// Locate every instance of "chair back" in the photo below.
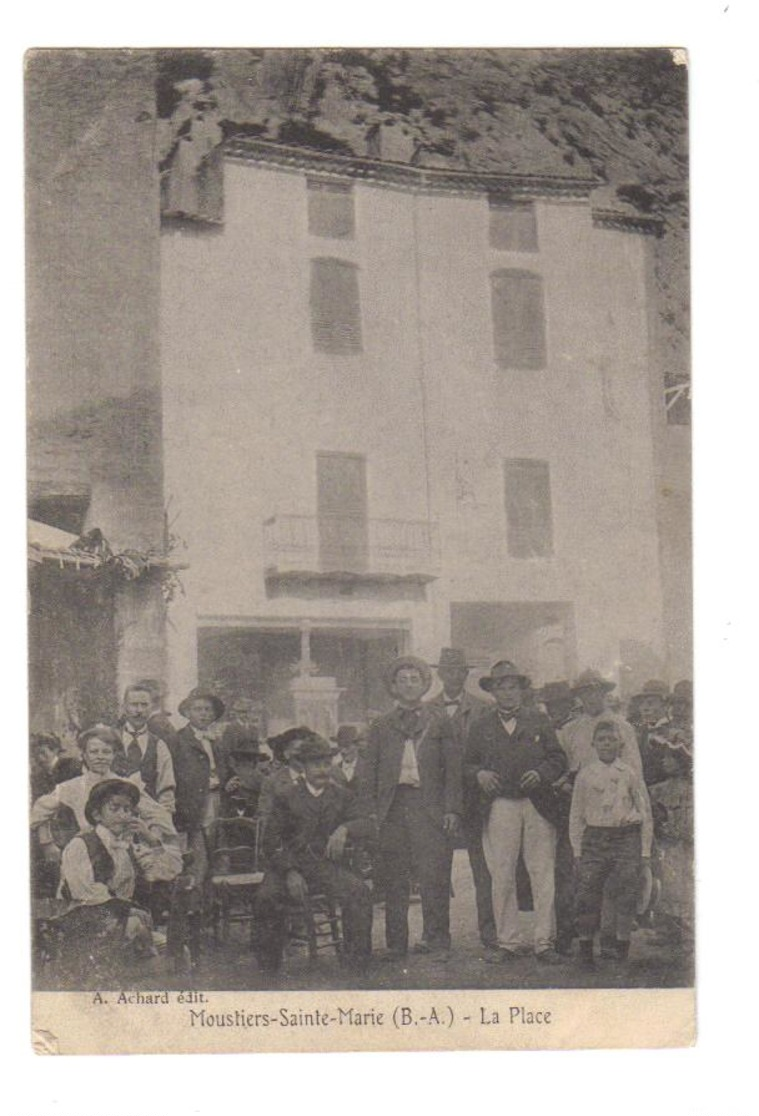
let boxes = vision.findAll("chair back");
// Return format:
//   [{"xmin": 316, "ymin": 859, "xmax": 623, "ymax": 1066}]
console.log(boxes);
[{"xmin": 204, "ymin": 817, "xmax": 262, "ymax": 876}]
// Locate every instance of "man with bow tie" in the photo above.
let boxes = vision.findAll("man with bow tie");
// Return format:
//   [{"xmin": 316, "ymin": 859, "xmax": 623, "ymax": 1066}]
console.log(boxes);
[
  {"xmin": 114, "ymin": 685, "xmax": 176, "ymax": 813},
  {"xmin": 426, "ymin": 648, "xmax": 495, "ymax": 950},
  {"xmin": 465, "ymin": 660, "xmax": 567, "ymax": 964},
  {"xmin": 359, "ymin": 655, "xmax": 462, "ymax": 963}
]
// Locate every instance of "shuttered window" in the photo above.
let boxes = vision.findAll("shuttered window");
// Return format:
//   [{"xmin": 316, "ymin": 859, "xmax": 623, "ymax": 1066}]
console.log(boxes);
[
  {"xmin": 491, "ymin": 269, "xmax": 547, "ymax": 370},
  {"xmin": 310, "ymin": 258, "xmax": 363, "ymax": 354},
  {"xmin": 307, "ymin": 178, "xmax": 355, "ymax": 239},
  {"xmin": 488, "ymin": 197, "xmax": 538, "ymax": 251},
  {"xmin": 503, "ymin": 459, "xmax": 553, "ymax": 558}
]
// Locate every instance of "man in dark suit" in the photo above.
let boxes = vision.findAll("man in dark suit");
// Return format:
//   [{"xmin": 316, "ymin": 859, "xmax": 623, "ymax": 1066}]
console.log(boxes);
[
  {"xmin": 254, "ymin": 735, "xmax": 374, "ymax": 974},
  {"xmin": 360, "ymin": 655, "xmax": 462, "ymax": 963},
  {"xmin": 426, "ymin": 648, "xmax": 495, "ymax": 949},
  {"xmin": 170, "ymin": 687, "xmax": 229, "ymax": 882},
  {"xmin": 466, "ymin": 660, "xmax": 567, "ymax": 964}
]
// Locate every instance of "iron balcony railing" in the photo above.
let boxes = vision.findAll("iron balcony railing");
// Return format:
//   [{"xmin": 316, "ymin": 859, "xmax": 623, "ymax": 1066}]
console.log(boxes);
[{"xmin": 263, "ymin": 514, "xmax": 441, "ymax": 580}]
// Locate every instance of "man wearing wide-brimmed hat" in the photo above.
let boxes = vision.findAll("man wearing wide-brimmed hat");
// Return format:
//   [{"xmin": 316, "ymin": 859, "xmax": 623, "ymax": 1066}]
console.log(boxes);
[
  {"xmin": 360, "ymin": 655, "xmax": 462, "ymax": 963},
  {"xmin": 560, "ymin": 670, "xmax": 642, "ymax": 777},
  {"xmin": 171, "ymin": 687, "xmax": 229, "ymax": 880},
  {"xmin": 465, "ymin": 660, "xmax": 567, "ymax": 964},
  {"xmin": 254, "ymin": 734, "xmax": 375, "ymax": 974},
  {"xmin": 426, "ymin": 649, "xmax": 495, "ymax": 949}
]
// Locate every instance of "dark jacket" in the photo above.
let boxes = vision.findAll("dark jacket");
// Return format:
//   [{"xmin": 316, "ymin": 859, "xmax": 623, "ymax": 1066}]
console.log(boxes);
[
  {"xmin": 465, "ymin": 708, "xmax": 567, "ymax": 824},
  {"xmin": 258, "ymin": 766, "xmax": 303, "ymax": 823},
  {"xmin": 425, "ymin": 689, "xmax": 492, "ymax": 751},
  {"xmin": 358, "ymin": 704, "xmax": 463, "ymax": 828},
  {"xmin": 426, "ymin": 690, "xmax": 491, "ymax": 823},
  {"xmin": 170, "ymin": 725, "xmax": 229, "ymax": 832},
  {"xmin": 264, "ymin": 780, "xmax": 374, "ymax": 875}
]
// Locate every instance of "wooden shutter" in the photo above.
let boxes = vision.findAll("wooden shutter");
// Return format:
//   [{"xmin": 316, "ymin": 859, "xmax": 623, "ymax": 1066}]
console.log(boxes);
[
  {"xmin": 488, "ymin": 197, "xmax": 538, "ymax": 251},
  {"xmin": 317, "ymin": 453, "xmax": 368, "ymax": 572},
  {"xmin": 491, "ymin": 269, "xmax": 547, "ymax": 370},
  {"xmin": 307, "ymin": 179, "xmax": 355, "ymax": 239},
  {"xmin": 310, "ymin": 258, "xmax": 363, "ymax": 354},
  {"xmin": 503, "ymin": 459, "xmax": 553, "ymax": 558}
]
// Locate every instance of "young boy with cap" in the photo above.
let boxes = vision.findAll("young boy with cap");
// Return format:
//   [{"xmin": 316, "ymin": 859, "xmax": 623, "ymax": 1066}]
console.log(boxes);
[
  {"xmin": 570, "ymin": 720, "xmax": 653, "ymax": 968},
  {"xmin": 171, "ymin": 687, "xmax": 229, "ymax": 880},
  {"xmin": 254, "ymin": 734, "xmax": 374, "ymax": 974}
]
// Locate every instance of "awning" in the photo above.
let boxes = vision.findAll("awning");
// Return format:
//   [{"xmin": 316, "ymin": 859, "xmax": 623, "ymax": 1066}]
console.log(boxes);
[{"xmin": 27, "ymin": 520, "xmax": 187, "ymax": 577}]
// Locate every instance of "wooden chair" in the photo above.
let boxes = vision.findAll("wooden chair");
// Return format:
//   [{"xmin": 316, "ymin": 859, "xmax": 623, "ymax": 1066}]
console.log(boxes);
[
  {"xmin": 286, "ymin": 888, "xmax": 343, "ymax": 961},
  {"xmin": 204, "ymin": 817, "xmax": 264, "ymax": 945}
]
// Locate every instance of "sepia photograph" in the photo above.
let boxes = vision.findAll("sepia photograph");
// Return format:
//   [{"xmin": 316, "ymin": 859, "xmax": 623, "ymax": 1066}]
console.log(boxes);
[{"xmin": 25, "ymin": 44, "xmax": 694, "ymax": 1052}]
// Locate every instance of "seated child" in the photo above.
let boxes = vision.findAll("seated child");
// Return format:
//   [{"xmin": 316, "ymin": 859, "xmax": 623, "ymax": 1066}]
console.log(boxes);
[
  {"xmin": 253, "ymin": 735, "xmax": 375, "ymax": 974},
  {"xmin": 569, "ymin": 720, "xmax": 653, "ymax": 968},
  {"xmin": 57, "ymin": 779, "xmax": 182, "ymax": 981}
]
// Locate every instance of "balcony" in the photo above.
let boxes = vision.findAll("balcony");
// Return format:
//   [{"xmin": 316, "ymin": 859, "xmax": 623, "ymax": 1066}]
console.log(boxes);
[{"xmin": 263, "ymin": 515, "xmax": 441, "ymax": 591}]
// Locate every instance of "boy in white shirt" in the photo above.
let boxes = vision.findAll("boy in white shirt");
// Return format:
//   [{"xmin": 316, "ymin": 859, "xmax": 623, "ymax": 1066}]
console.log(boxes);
[{"xmin": 569, "ymin": 720, "xmax": 652, "ymax": 969}]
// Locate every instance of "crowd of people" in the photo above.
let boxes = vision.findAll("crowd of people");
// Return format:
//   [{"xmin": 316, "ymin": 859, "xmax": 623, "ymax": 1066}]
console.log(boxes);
[{"xmin": 29, "ymin": 651, "xmax": 694, "ymax": 982}]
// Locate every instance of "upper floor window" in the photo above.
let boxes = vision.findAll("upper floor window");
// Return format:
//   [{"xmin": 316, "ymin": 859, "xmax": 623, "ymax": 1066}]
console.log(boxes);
[
  {"xmin": 488, "ymin": 197, "xmax": 538, "ymax": 252},
  {"xmin": 490, "ymin": 268, "xmax": 547, "ymax": 370},
  {"xmin": 503, "ymin": 458, "xmax": 554, "ymax": 559},
  {"xmin": 307, "ymin": 178, "xmax": 355, "ymax": 239},
  {"xmin": 310, "ymin": 258, "xmax": 363, "ymax": 354}
]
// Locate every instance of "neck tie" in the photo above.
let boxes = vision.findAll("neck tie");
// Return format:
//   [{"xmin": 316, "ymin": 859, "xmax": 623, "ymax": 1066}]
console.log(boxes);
[{"xmin": 125, "ymin": 731, "xmax": 143, "ymax": 769}]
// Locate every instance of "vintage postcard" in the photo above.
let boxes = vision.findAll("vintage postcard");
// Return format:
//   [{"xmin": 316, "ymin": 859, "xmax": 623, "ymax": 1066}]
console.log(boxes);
[{"xmin": 26, "ymin": 47, "xmax": 693, "ymax": 1054}]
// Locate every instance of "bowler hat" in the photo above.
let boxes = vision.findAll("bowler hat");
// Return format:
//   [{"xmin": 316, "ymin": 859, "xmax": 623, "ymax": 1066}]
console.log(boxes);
[
  {"xmin": 383, "ymin": 655, "xmax": 433, "ymax": 696},
  {"xmin": 479, "ymin": 660, "xmax": 530, "ymax": 693},
  {"xmin": 432, "ymin": 648, "xmax": 472, "ymax": 670},
  {"xmin": 178, "ymin": 687, "xmax": 225, "ymax": 721},
  {"xmin": 78, "ymin": 723, "xmax": 123, "ymax": 752},
  {"xmin": 334, "ymin": 724, "xmax": 365, "ymax": 749},
  {"xmin": 298, "ymin": 735, "xmax": 333, "ymax": 763},
  {"xmin": 84, "ymin": 778, "xmax": 140, "ymax": 827},
  {"xmin": 571, "ymin": 669, "xmax": 616, "ymax": 695},
  {"xmin": 632, "ymin": 679, "xmax": 670, "ymax": 702}
]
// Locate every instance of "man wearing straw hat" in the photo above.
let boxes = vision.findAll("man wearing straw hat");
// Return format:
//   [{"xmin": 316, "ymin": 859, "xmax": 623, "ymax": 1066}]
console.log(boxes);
[
  {"xmin": 360, "ymin": 655, "xmax": 462, "ymax": 963},
  {"xmin": 465, "ymin": 660, "xmax": 567, "ymax": 964}
]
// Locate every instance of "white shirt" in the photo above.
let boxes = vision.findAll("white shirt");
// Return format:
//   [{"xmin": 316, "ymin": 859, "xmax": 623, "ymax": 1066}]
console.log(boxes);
[
  {"xmin": 192, "ymin": 729, "xmax": 220, "ymax": 789},
  {"xmin": 59, "ymin": 823, "xmax": 182, "ymax": 903},
  {"xmin": 30, "ymin": 771, "xmax": 178, "ymax": 839},
  {"xmin": 569, "ymin": 757, "xmax": 653, "ymax": 857},
  {"xmin": 398, "ymin": 740, "xmax": 421, "ymax": 787}
]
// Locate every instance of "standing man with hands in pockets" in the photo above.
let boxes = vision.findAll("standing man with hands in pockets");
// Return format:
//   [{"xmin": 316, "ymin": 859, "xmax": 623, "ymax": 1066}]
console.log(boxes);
[{"xmin": 466, "ymin": 660, "xmax": 567, "ymax": 965}]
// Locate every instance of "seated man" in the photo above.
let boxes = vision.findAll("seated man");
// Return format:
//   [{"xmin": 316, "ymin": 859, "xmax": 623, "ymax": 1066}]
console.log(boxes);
[
  {"xmin": 57, "ymin": 779, "xmax": 182, "ymax": 983},
  {"xmin": 253, "ymin": 735, "xmax": 375, "ymax": 975}
]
